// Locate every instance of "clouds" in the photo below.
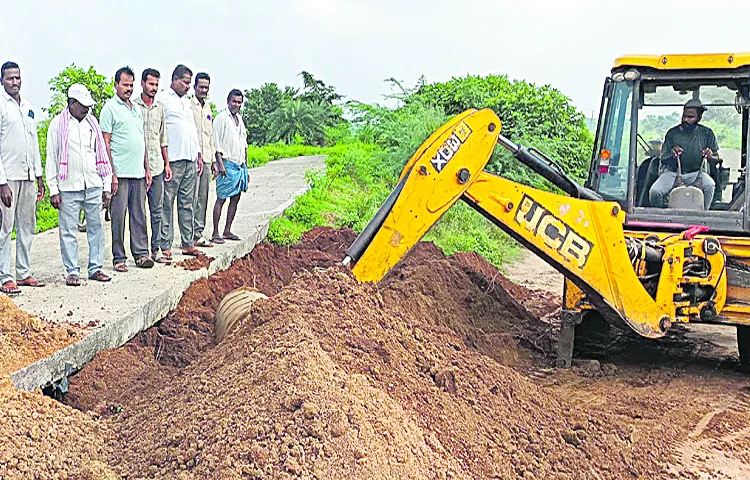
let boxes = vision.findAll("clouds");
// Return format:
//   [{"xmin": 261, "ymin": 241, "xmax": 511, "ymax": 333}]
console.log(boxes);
[
  {"xmin": 0, "ymin": 0, "xmax": 747, "ymax": 117},
  {"xmin": 288, "ymin": 0, "xmax": 386, "ymax": 35}
]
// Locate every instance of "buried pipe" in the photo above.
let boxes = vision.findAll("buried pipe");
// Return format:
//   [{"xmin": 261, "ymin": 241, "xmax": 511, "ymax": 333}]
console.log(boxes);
[{"xmin": 214, "ymin": 288, "xmax": 269, "ymax": 343}]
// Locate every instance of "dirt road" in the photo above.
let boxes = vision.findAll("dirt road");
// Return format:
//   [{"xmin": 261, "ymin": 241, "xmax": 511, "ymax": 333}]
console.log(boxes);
[{"xmin": 506, "ymin": 249, "xmax": 750, "ymax": 479}]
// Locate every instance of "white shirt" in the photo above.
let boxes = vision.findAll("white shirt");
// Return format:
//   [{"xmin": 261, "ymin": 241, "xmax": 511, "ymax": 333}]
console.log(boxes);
[
  {"xmin": 0, "ymin": 90, "xmax": 42, "ymax": 183},
  {"xmin": 46, "ymin": 112, "xmax": 112, "ymax": 196},
  {"xmin": 213, "ymin": 110, "xmax": 247, "ymax": 164},
  {"xmin": 156, "ymin": 88, "xmax": 200, "ymax": 162}
]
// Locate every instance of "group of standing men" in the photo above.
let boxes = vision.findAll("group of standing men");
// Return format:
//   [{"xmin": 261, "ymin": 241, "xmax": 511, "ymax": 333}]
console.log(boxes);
[{"xmin": 0, "ymin": 62, "xmax": 249, "ymax": 292}]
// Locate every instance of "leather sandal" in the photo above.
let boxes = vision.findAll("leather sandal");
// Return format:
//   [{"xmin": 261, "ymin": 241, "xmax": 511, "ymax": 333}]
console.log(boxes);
[
  {"xmin": 195, "ymin": 237, "xmax": 214, "ymax": 247},
  {"xmin": 89, "ymin": 270, "xmax": 111, "ymax": 282},
  {"xmin": 1, "ymin": 281, "xmax": 21, "ymax": 295},
  {"xmin": 114, "ymin": 262, "xmax": 129, "ymax": 273},
  {"xmin": 17, "ymin": 277, "xmax": 45, "ymax": 287},
  {"xmin": 65, "ymin": 275, "xmax": 81, "ymax": 287},
  {"xmin": 136, "ymin": 256, "xmax": 155, "ymax": 269}
]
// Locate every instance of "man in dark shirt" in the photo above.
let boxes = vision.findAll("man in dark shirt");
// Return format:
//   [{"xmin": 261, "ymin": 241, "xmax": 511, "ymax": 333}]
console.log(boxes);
[{"xmin": 649, "ymin": 99, "xmax": 719, "ymax": 209}]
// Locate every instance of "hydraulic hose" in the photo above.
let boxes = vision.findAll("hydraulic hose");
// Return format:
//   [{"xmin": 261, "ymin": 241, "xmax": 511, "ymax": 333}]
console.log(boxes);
[{"xmin": 497, "ymin": 135, "xmax": 602, "ymax": 201}]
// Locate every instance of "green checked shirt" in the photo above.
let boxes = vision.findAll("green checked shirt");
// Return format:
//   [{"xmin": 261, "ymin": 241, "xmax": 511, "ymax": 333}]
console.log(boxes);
[{"xmin": 134, "ymin": 95, "xmax": 168, "ymax": 176}]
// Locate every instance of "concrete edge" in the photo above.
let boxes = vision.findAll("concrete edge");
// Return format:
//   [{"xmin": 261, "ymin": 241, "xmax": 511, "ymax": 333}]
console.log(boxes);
[{"xmin": 9, "ymin": 159, "xmax": 322, "ymax": 391}]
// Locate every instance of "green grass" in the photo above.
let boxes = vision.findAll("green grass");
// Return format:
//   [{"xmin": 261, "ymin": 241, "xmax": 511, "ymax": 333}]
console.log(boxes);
[
  {"xmin": 247, "ymin": 142, "xmax": 330, "ymax": 168},
  {"xmin": 37, "ymin": 198, "xmax": 57, "ymax": 233},
  {"xmin": 266, "ymin": 142, "xmax": 521, "ymax": 268}
]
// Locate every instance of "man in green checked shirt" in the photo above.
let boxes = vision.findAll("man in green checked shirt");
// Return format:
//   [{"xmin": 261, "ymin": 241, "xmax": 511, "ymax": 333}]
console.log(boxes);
[{"xmin": 135, "ymin": 68, "xmax": 172, "ymax": 263}]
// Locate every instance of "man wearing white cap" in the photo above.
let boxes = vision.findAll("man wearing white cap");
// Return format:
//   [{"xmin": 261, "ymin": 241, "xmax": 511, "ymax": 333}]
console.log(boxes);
[{"xmin": 46, "ymin": 84, "xmax": 113, "ymax": 286}]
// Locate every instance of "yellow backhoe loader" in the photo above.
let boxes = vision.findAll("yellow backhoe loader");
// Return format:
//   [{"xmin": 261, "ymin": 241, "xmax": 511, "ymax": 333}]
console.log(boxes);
[{"xmin": 343, "ymin": 52, "xmax": 750, "ymax": 367}]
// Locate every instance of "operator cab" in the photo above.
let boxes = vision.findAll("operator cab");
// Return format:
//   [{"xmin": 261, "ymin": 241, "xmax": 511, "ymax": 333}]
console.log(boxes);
[{"xmin": 587, "ymin": 53, "xmax": 750, "ymax": 234}]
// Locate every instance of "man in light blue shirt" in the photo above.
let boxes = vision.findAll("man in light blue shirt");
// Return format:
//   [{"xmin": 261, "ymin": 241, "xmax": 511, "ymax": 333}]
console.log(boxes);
[{"xmin": 100, "ymin": 66, "xmax": 153, "ymax": 271}]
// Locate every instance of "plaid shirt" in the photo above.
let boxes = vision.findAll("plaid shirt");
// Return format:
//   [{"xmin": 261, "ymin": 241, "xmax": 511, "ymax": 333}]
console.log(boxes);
[
  {"xmin": 191, "ymin": 96, "xmax": 215, "ymax": 164},
  {"xmin": 134, "ymin": 95, "xmax": 168, "ymax": 175}
]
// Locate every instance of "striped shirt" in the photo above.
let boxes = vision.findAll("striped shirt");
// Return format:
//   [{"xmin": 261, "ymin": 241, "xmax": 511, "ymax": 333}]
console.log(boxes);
[{"xmin": 134, "ymin": 95, "xmax": 168, "ymax": 176}]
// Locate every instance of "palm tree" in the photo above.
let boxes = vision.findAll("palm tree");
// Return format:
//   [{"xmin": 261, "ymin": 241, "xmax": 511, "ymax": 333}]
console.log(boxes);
[{"xmin": 266, "ymin": 99, "xmax": 329, "ymax": 145}]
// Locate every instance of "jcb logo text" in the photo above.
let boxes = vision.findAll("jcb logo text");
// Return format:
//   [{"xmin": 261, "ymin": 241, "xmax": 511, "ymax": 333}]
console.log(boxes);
[{"xmin": 514, "ymin": 195, "xmax": 593, "ymax": 269}]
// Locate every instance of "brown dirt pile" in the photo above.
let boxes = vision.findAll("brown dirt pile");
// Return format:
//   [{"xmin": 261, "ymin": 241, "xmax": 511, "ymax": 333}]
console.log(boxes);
[
  {"xmin": 383, "ymin": 245, "xmax": 553, "ymax": 366},
  {"xmin": 0, "ymin": 296, "xmax": 81, "ymax": 377},
  {"xmin": 0, "ymin": 378, "xmax": 116, "ymax": 480},
  {"xmin": 176, "ymin": 255, "xmax": 214, "ymax": 271},
  {"xmin": 60, "ymin": 227, "xmax": 750, "ymax": 478},
  {"xmin": 102, "ymin": 267, "xmax": 666, "ymax": 479},
  {"xmin": 66, "ymin": 228, "xmax": 360, "ymax": 413}
]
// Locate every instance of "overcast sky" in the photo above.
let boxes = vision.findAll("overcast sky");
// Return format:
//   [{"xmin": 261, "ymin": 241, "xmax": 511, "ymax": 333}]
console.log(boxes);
[{"xmin": 1, "ymin": 0, "xmax": 748, "ymax": 121}]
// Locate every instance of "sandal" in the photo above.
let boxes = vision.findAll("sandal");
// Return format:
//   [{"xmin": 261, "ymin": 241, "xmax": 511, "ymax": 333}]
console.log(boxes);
[
  {"xmin": 211, "ymin": 236, "xmax": 226, "ymax": 245},
  {"xmin": 65, "ymin": 275, "xmax": 81, "ymax": 287},
  {"xmin": 223, "ymin": 233, "xmax": 241, "ymax": 241},
  {"xmin": 89, "ymin": 270, "xmax": 111, "ymax": 282},
  {"xmin": 195, "ymin": 237, "xmax": 214, "ymax": 248},
  {"xmin": 1, "ymin": 281, "xmax": 21, "ymax": 295},
  {"xmin": 181, "ymin": 247, "xmax": 205, "ymax": 257},
  {"xmin": 114, "ymin": 262, "xmax": 129, "ymax": 273},
  {"xmin": 136, "ymin": 256, "xmax": 155, "ymax": 269},
  {"xmin": 162, "ymin": 249, "xmax": 173, "ymax": 261},
  {"xmin": 17, "ymin": 277, "xmax": 45, "ymax": 287},
  {"xmin": 154, "ymin": 254, "xmax": 169, "ymax": 264}
]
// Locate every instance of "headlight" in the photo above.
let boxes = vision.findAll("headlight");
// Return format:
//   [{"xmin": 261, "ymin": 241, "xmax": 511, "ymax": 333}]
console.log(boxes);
[
  {"xmin": 612, "ymin": 72, "xmax": 625, "ymax": 82},
  {"xmin": 624, "ymin": 69, "xmax": 640, "ymax": 81}
]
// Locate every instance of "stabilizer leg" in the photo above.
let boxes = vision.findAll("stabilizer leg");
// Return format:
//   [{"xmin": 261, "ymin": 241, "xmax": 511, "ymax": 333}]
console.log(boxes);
[{"xmin": 556, "ymin": 310, "xmax": 583, "ymax": 368}]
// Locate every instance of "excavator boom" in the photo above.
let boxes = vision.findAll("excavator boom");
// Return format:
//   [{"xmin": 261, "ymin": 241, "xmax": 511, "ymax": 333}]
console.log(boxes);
[{"xmin": 346, "ymin": 109, "xmax": 728, "ymax": 358}]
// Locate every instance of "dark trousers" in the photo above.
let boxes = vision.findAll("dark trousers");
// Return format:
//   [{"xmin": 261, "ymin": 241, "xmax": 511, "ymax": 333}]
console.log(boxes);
[{"xmin": 111, "ymin": 177, "xmax": 149, "ymax": 264}]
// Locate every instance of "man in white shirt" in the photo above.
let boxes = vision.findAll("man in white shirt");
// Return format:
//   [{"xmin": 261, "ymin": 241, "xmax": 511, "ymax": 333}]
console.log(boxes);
[
  {"xmin": 211, "ymin": 89, "xmax": 248, "ymax": 243},
  {"xmin": 156, "ymin": 65, "xmax": 204, "ymax": 259},
  {"xmin": 46, "ymin": 84, "xmax": 113, "ymax": 286},
  {"xmin": 0, "ymin": 62, "xmax": 45, "ymax": 294}
]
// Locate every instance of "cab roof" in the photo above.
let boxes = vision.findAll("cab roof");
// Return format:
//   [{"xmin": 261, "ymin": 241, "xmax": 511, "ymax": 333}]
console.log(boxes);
[{"xmin": 613, "ymin": 53, "xmax": 750, "ymax": 71}]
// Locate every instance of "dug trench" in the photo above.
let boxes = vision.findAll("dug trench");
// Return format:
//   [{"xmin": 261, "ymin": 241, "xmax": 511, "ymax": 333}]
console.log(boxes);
[{"xmin": 2, "ymin": 227, "xmax": 750, "ymax": 479}]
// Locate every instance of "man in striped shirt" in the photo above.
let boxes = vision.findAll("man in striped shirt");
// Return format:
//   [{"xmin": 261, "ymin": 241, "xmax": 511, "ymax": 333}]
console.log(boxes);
[{"xmin": 135, "ymin": 68, "xmax": 171, "ymax": 263}]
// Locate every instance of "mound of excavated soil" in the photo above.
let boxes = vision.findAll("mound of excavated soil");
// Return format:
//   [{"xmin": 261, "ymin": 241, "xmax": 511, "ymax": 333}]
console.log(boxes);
[
  {"xmin": 65, "ymin": 228, "xmax": 552, "ymax": 415},
  {"xmin": 0, "ymin": 378, "xmax": 115, "ymax": 480},
  {"xmin": 0, "ymin": 296, "xmax": 82, "ymax": 377},
  {"xmin": 101, "ymin": 266, "xmax": 671, "ymax": 479},
  {"xmin": 175, "ymin": 255, "xmax": 214, "ymax": 271},
  {"xmin": 45, "ymin": 227, "xmax": 750, "ymax": 478}
]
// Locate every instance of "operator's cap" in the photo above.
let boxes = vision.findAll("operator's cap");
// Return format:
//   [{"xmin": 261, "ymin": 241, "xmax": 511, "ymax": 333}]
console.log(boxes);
[
  {"xmin": 684, "ymin": 98, "xmax": 706, "ymax": 112},
  {"xmin": 67, "ymin": 84, "xmax": 96, "ymax": 107}
]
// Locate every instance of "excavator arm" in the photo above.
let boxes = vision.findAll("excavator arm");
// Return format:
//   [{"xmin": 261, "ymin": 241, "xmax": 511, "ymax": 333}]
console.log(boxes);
[{"xmin": 345, "ymin": 108, "xmax": 728, "ymax": 344}]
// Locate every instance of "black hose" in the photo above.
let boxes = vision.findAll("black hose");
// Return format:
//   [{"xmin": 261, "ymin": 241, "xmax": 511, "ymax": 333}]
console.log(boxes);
[
  {"xmin": 497, "ymin": 135, "xmax": 601, "ymax": 201},
  {"xmin": 344, "ymin": 169, "xmax": 411, "ymax": 264}
]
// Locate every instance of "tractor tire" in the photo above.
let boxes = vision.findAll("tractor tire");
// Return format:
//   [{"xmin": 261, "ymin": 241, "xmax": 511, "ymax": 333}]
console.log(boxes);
[
  {"xmin": 738, "ymin": 325, "xmax": 750, "ymax": 368},
  {"xmin": 214, "ymin": 288, "xmax": 268, "ymax": 344}
]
